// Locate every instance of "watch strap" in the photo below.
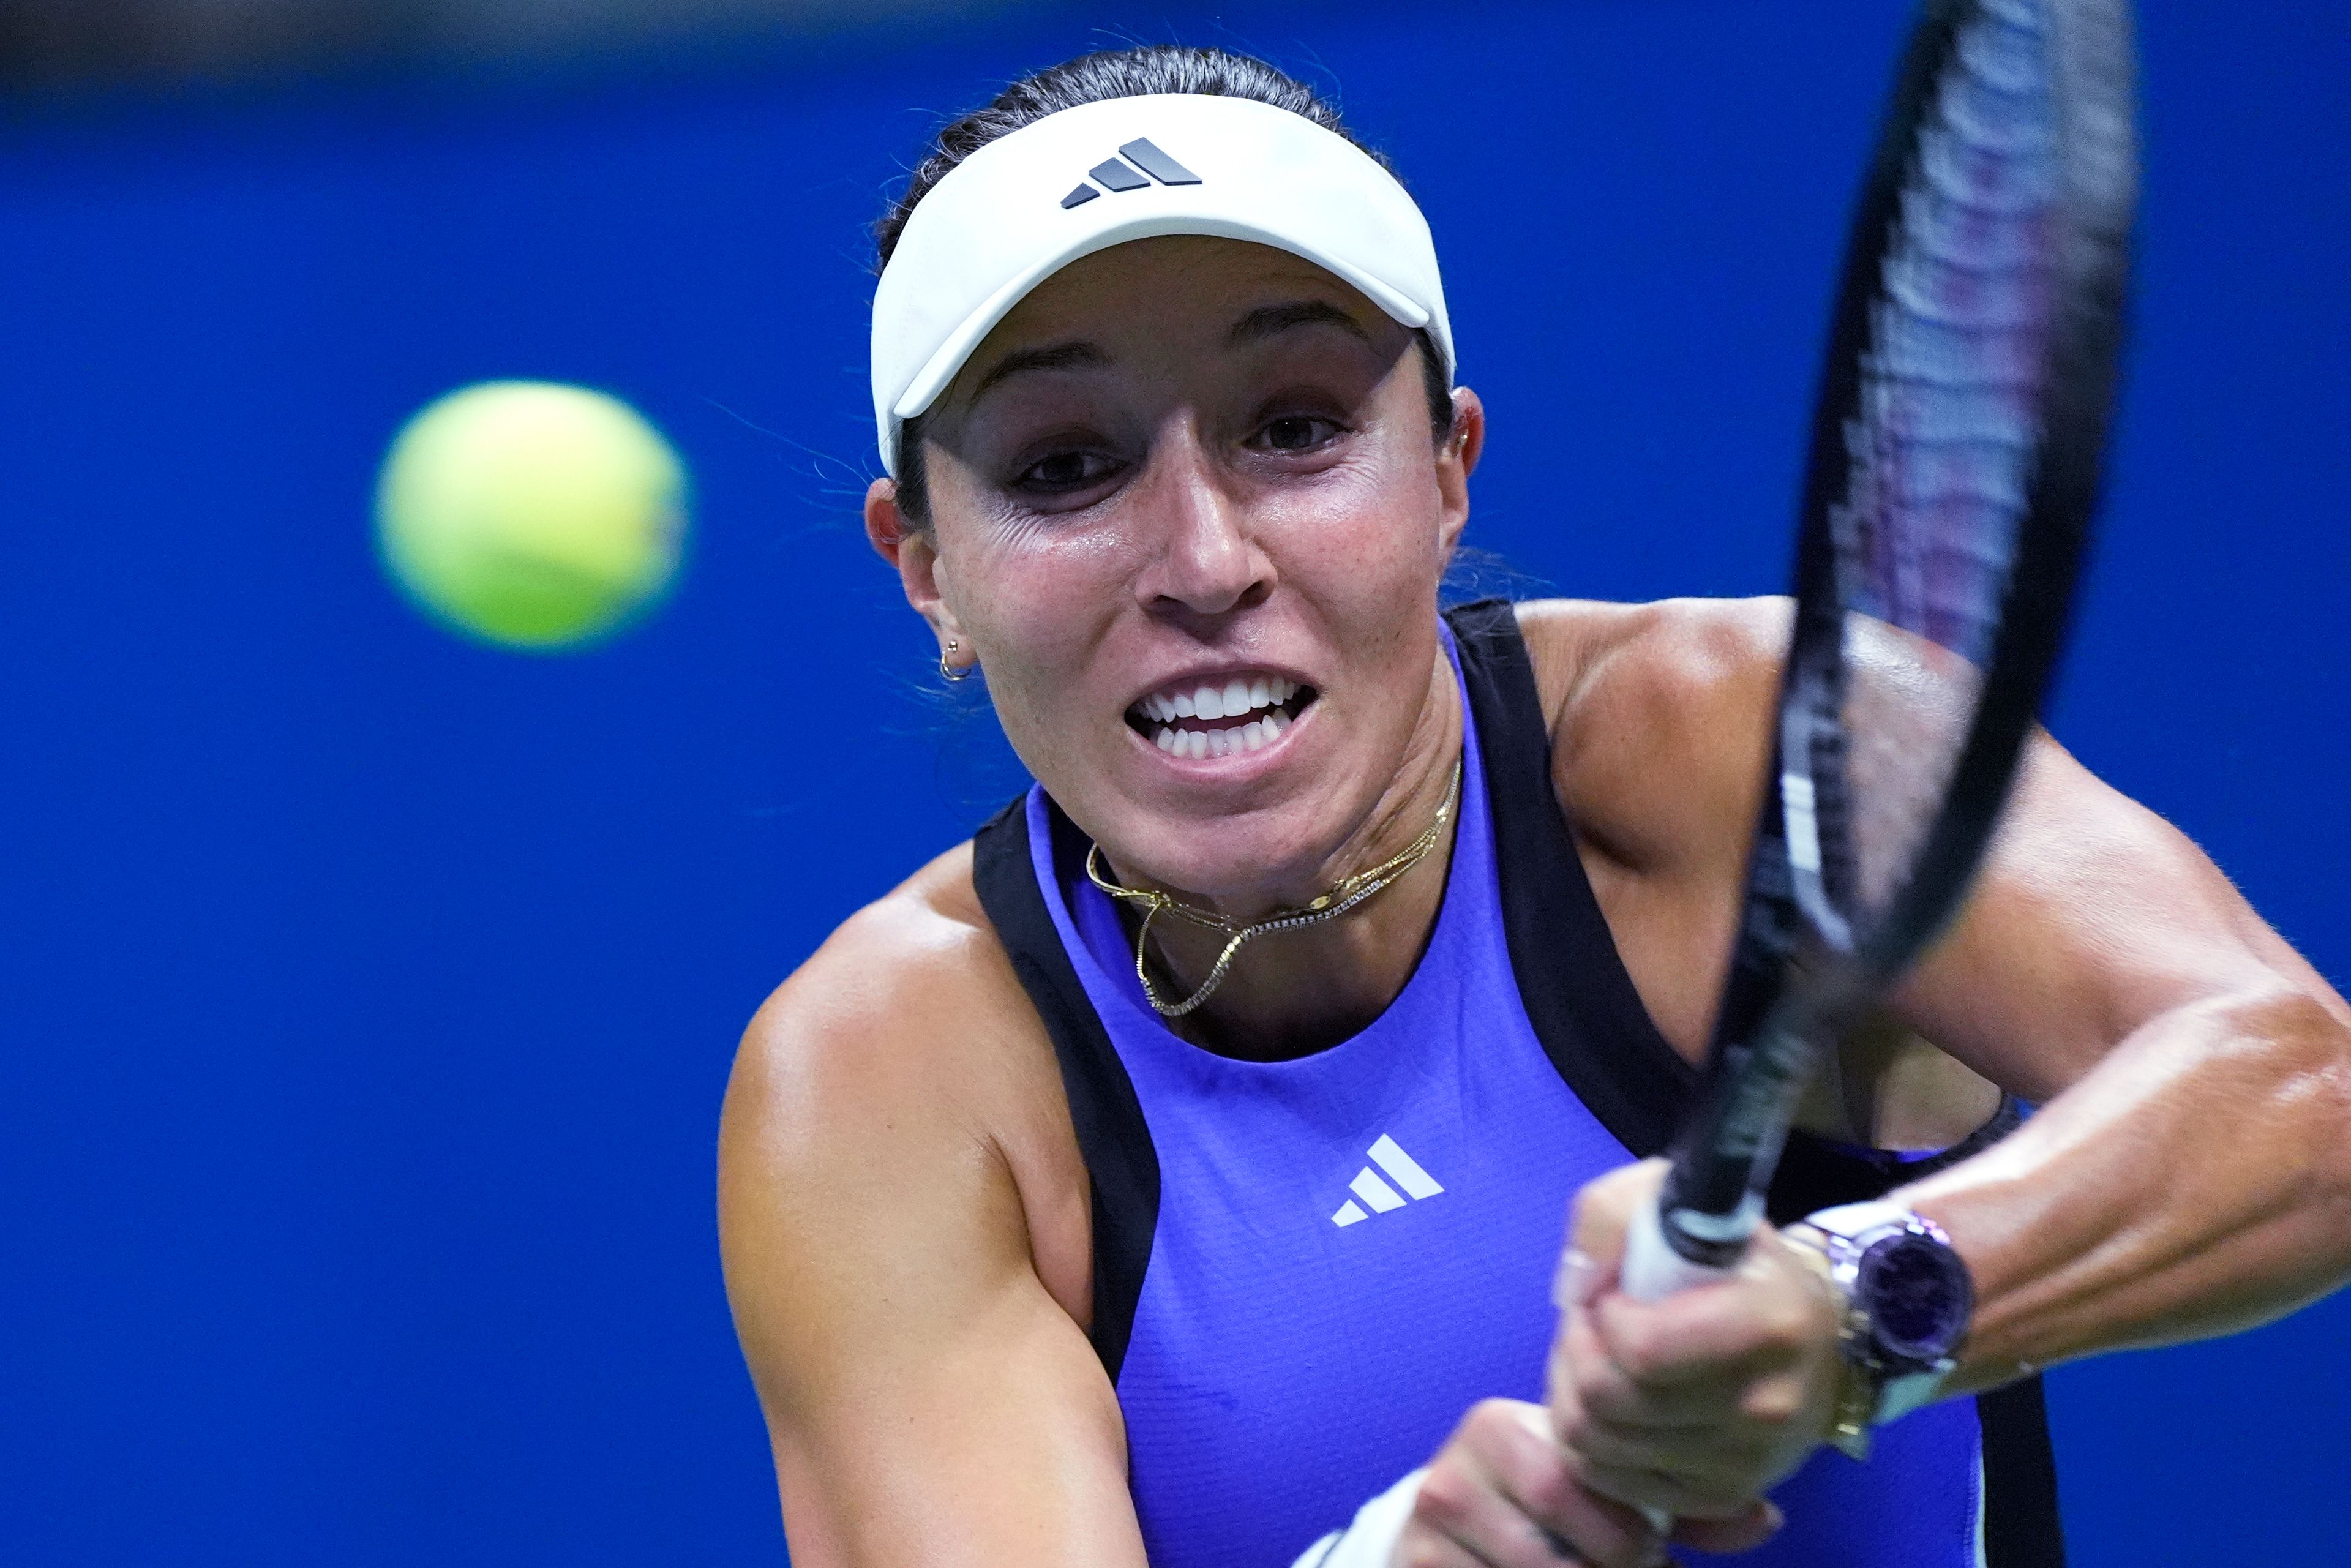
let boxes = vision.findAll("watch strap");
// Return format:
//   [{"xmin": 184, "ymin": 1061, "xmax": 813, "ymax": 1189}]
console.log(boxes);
[
  {"xmin": 1785, "ymin": 1209, "xmax": 1963, "ymax": 1458},
  {"xmin": 1783, "ymin": 1223, "xmax": 1877, "ymax": 1460}
]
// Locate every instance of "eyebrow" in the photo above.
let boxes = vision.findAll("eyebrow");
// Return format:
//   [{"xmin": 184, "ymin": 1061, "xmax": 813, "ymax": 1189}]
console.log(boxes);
[
  {"xmin": 965, "ymin": 299, "xmax": 1371, "ymax": 406},
  {"xmin": 1227, "ymin": 299, "xmax": 1373, "ymax": 348},
  {"xmin": 970, "ymin": 340, "xmax": 1110, "ymax": 402}
]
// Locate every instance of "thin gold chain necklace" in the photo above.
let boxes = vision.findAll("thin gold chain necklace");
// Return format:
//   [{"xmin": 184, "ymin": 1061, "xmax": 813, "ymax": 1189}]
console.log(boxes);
[{"xmin": 1083, "ymin": 757, "xmax": 1463, "ymax": 1019}]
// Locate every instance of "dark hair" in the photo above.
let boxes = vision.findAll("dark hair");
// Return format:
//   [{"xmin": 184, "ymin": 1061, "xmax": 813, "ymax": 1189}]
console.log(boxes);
[{"xmin": 876, "ymin": 44, "xmax": 1455, "ymax": 528}]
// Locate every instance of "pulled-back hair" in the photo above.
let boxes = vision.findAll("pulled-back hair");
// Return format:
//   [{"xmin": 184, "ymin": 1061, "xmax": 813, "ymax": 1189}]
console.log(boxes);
[{"xmin": 875, "ymin": 43, "xmax": 1454, "ymax": 526}]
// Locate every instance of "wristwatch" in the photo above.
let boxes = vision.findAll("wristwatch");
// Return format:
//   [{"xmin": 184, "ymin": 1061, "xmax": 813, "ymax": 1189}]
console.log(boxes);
[{"xmin": 1783, "ymin": 1201, "xmax": 1975, "ymax": 1461}]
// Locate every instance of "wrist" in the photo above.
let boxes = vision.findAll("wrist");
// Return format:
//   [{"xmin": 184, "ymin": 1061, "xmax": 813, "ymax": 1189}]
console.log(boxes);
[{"xmin": 1782, "ymin": 1202, "xmax": 1974, "ymax": 1461}]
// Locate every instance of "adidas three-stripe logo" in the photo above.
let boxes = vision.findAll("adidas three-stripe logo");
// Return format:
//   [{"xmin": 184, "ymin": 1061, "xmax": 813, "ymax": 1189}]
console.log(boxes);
[
  {"xmin": 1060, "ymin": 138, "xmax": 1202, "ymax": 209},
  {"xmin": 1331, "ymin": 1135, "xmax": 1444, "ymax": 1228}
]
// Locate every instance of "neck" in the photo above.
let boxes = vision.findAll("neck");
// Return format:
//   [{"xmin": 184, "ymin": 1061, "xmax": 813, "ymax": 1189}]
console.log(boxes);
[{"xmin": 1107, "ymin": 650, "xmax": 1466, "ymax": 1062}]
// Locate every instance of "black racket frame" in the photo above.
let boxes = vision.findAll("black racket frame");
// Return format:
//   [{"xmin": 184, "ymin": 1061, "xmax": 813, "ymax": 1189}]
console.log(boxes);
[{"xmin": 1655, "ymin": 0, "xmax": 2135, "ymax": 1264}]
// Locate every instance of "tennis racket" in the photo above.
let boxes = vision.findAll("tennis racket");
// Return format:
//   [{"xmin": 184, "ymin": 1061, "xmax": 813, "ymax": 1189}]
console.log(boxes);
[{"xmin": 1621, "ymin": 0, "xmax": 2138, "ymax": 1302}]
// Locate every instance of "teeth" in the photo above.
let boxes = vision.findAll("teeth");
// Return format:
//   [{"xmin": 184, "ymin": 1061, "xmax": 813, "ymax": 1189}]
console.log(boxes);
[
  {"xmin": 1135, "ymin": 670, "xmax": 1317, "ymax": 760},
  {"xmin": 1138, "ymin": 673, "xmax": 1311, "ymax": 724},
  {"xmin": 1148, "ymin": 711, "xmax": 1304, "ymax": 760}
]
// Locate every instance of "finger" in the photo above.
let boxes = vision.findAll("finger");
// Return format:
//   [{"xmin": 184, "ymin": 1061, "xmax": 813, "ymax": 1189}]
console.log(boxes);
[
  {"xmin": 1390, "ymin": 1521, "xmax": 1498, "ymax": 1568},
  {"xmin": 1556, "ymin": 1398, "xmax": 1744, "ymax": 1485},
  {"xmin": 1409, "ymin": 1449, "xmax": 1584, "ymax": 1567},
  {"xmin": 1567, "ymin": 1159, "xmax": 1670, "ymax": 1280},
  {"xmin": 1421, "ymin": 1401, "xmax": 1657, "ymax": 1568},
  {"xmin": 1590, "ymin": 1285, "xmax": 1818, "ymax": 1394},
  {"xmin": 1558, "ymin": 1345, "xmax": 1818, "ymax": 1521},
  {"xmin": 1550, "ymin": 1360, "xmax": 1723, "ymax": 1471},
  {"xmin": 1560, "ymin": 1299, "xmax": 1749, "ymax": 1429},
  {"xmin": 1556, "ymin": 1383, "xmax": 1759, "ymax": 1521},
  {"xmin": 1486, "ymin": 1402, "xmax": 1663, "ymax": 1568},
  {"xmin": 1669, "ymin": 1499, "xmax": 1784, "ymax": 1556},
  {"xmin": 1577, "ymin": 1460, "xmax": 1766, "ymax": 1523}
]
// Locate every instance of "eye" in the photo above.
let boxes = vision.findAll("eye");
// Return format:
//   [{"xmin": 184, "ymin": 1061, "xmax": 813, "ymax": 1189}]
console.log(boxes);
[
  {"xmin": 1253, "ymin": 414, "xmax": 1341, "ymax": 453},
  {"xmin": 1014, "ymin": 448, "xmax": 1120, "ymax": 493}
]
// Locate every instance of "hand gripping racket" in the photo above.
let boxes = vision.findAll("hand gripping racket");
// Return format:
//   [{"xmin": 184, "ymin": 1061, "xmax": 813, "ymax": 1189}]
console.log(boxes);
[{"xmin": 1621, "ymin": 0, "xmax": 2138, "ymax": 1304}]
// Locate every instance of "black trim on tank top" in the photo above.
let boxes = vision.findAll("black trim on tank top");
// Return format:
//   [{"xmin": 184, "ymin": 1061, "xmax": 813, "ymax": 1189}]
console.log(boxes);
[
  {"xmin": 1447, "ymin": 599, "xmax": 1700, "ymax": 1157},
  {"xmin": 971, "ymin": 798, "xmax": 1160, "ymax": 1382},
  {"xmin": 1980, "ymin": 1374, "xmax": 2068, "ymax": 1567},
  {"xmin": 1763, "ymin": 1095, "xmax": 2025, "ymax": 1222}
]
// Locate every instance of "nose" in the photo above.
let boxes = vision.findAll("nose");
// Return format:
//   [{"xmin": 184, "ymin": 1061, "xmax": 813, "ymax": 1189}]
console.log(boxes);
[{"xmin": 1131, "ymin": 424, "xmax": 1273, "ymax": 620}]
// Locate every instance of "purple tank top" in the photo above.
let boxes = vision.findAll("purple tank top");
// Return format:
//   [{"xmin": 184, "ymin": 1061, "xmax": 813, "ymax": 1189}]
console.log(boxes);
[{"xmin": 1007, "ymin": 619, "xmax": 1998, "ymax": 1567}]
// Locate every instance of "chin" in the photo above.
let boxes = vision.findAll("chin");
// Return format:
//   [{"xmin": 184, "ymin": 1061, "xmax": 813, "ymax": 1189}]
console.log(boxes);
[{"xmin": 1103, "ymin": 797, "xmax": 1341, "ymax": 908}]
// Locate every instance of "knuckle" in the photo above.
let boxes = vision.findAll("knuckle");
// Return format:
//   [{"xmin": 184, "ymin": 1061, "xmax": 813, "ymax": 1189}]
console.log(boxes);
[
  {"xmin": 1616, "ymin": 1332, "xmax": 1667, "ymax": 1388},
  {"xmin": 1743, "ymin": 1378, "xmax": 1804, "ymax": 1427},
  {"xmin": 1554, "ymin": 1405, "xmax": 1595, "ymax": 1452},
  {"xmin": 1571, "ymin": 1356, "xmax": 1616, "ymax": 1405},
  {"xmin": 1517, "ymin": 1452, "xmax": 1577, "ymax": 1520},
  {"xmin": 1761, "ymin": 1298, "xmax": 1813, "ymax": 1354},
  {"xmin": 1414, "ymin": 1460, "xmax": 1478, "ymax": 1526},
  {"xmin": 1461, "ymin": 1397, "xmax": 1518, "ymax": 1446}
]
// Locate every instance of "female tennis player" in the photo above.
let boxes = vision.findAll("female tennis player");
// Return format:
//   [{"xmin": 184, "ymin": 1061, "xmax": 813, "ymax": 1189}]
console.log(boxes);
[{"xmin": 718, "ymin": 46, "xmax": 2351, "ymax": 1568}]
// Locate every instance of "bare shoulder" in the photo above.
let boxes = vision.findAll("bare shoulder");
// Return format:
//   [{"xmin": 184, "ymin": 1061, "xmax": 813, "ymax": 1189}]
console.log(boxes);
[
  {"xmin": 1513, "ymin": 596, "xmax": 1788, "ymax": 874},
  {"xmin": 719, "ymin": 842, "xmax": 1090, "ymax": 1336},
  {"xmin": 727, "ymin": 843, "xmax": 1027, "ymax": 1152},
  {"xmin": 719, "ymin": 850, "xmax": 1138, "ymax": 1564}
]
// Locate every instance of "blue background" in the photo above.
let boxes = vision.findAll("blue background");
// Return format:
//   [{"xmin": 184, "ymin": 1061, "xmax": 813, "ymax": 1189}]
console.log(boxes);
[{"xmin": 2, "ymin": 0, "xmax": 2344, "ymax": 1560}]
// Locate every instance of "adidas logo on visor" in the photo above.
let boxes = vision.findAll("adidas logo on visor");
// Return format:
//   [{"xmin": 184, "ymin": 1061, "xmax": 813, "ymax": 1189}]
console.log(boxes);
[
  {"xmin": 1331, "ymin": 1135, "xmax": 1445, "ymax": 1227},
  {"xmin": 1060, "ymin": 138, "xmax": 1202, "ymax": 209}
]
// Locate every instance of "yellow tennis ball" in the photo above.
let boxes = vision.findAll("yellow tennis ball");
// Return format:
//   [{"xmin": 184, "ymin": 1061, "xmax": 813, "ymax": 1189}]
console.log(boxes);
[{"xmin": 375, "ymin": 380, "xmax": 688, "ymax": 650}]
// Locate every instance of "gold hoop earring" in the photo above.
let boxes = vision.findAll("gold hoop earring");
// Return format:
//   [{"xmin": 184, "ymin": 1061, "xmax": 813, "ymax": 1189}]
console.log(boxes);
[{"xmin": 940, "ymin": 639, "xmax": 974, "ymax": 683}]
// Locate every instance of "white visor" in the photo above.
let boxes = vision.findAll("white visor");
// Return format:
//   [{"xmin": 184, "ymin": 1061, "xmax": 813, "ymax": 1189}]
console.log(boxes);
[{"xmin": 869, "ymin": 92, "xmax": 1454, "ymax": 476}]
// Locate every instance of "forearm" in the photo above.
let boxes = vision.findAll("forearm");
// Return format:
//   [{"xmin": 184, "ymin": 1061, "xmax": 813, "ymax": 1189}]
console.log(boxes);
[{"xmin": 1897, "ymin": 986, "xmax": 2351, "ymax": 1393}]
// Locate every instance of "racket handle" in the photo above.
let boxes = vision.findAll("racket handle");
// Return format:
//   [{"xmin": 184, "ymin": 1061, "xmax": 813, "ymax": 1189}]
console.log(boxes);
[
  {"xmin": 1618, "ymin": 1200, "xmax": 1744, "ymax": 1539},
  {"xmin": 1621, "ymin": 1198, "xmax": 1742, "ymax": 1302}
]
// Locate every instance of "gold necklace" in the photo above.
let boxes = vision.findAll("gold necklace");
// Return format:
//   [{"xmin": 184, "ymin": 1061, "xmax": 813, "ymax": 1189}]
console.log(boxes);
[{"xmin": 1083, "ymin": 757, "xmax": 1463, "ymax": 1019}]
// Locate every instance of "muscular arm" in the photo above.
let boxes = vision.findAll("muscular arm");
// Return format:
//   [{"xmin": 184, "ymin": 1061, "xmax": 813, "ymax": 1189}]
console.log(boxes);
[
  {"xmin": 718, "ymin": 859, "xmax": 1148, "ymax": 1568},
  {"xmin": 1531, "ymin": 593, "xmax": 2351, "ymax": 1395},
  {"xmin": 1890, "ymin": 738, "xmax": 2351, "ymax": 1386}
]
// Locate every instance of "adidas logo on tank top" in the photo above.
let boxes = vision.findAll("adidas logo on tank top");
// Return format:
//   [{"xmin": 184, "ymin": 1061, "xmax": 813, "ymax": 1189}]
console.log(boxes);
[{"xmin": 1330, "ymin": 1135, "xmax": 1445, "ymax": 1227}]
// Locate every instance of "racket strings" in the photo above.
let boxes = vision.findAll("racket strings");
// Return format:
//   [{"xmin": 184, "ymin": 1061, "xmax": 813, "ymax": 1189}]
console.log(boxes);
[{"xmin": 1824, "ymin": 0, "xmax": 2070, "ymax": 918}]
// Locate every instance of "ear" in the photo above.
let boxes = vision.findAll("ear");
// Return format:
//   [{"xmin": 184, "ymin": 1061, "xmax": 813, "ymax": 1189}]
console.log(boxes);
[
  {"xmin": 865, "ymin": 477, "xmax": 968, "ymax": 652},
  {"xmin": 1434, "ymin": 386, "xmax": 1487, "ymax": 559}
]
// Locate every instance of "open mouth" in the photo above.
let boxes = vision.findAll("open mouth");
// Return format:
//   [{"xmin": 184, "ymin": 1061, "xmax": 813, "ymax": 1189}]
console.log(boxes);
[{"xmin": 1125, "ymin": 672, "xmax": 1319, "ymax": 760}]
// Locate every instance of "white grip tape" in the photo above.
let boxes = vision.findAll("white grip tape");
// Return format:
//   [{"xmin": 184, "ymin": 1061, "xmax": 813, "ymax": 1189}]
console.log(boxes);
[
  {"xmin": 1620, "ymin": 1199, "xmax": 1739, "ymax": 1302},
  {"xmin": 1289, "ymin": 1465, "xmax": 1427, "ymax": 1568}
]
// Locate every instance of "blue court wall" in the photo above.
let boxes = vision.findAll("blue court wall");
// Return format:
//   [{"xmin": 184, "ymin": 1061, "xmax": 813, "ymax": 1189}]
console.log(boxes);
[{"xmin": 1, "ymin": 0, "xmax": 2344, "ymax": 1561}]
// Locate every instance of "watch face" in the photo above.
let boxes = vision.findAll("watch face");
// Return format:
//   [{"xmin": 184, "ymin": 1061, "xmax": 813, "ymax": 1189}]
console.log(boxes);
[{"xmin": 1856, "ymin": 1232, "xmax": 1974, "ymax": 1363}]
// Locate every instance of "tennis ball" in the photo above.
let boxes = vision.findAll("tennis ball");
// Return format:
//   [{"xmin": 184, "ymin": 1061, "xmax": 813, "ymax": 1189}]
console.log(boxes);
[{"xmin": 375, "ymin": 380, "xmax": 688, "ymax": 651}]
